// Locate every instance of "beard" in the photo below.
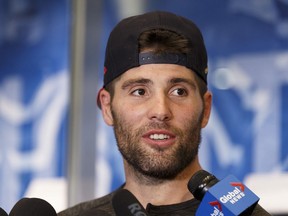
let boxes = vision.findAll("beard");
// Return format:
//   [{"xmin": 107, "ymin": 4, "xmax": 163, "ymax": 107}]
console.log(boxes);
[{"xmin": 111, "ymin": 109, "xmax": 204, "ymax": 181}]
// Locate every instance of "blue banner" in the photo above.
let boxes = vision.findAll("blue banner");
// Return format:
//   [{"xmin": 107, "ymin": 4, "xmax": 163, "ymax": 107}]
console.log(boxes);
[{"xmin": 0, "ymin": 0, "xmax": 70, "ymax": 212}]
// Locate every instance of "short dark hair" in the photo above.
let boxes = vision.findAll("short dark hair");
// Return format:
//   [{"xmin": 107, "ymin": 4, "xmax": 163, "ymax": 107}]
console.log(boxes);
[
  {"xmin": 106, "ymin": 29, "xmax": 207, "ymax": 98},
  {"xmin": 139, "ymin": 29, "xmax": 207, "ymax": 96}
]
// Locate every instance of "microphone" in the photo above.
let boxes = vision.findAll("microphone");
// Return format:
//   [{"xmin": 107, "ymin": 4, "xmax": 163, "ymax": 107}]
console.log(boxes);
[
  {"xmin": 188, "ymin": 170, "xmax": 259, "ymax": 216},
  {"xmin": 112, "ymin": 189, "xmax": 149, "ymax": 216},
  {"xmin": 0, "ymin": 207, "xmax": 8, "ymax": 216},
  {"xmin": 9, "ymin": 198, "xmax": 57, "ymax": 216}
]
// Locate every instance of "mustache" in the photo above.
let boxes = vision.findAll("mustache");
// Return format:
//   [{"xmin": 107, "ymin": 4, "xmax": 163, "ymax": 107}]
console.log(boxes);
[
  {"xmin": 136, "ymin": 121, "xmax": 183, "ymax": 137},
  {"xmin": 111, "ymin": 109, "xmax": 188, "ymax": 138},
  {"xmin": 144, "ymin": 121, "xmax": 170, "ymax": 130}
]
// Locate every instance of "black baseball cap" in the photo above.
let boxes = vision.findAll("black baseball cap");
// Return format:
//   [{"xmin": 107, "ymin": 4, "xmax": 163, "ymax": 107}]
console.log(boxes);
[{"xmin": 98, "ymin": 11, "xmax": 208, "ymax": 107}]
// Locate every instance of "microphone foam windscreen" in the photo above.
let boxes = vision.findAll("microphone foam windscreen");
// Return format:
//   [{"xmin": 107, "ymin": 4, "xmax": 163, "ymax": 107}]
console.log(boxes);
[
  {"xmin": 112, "ymin": 189, "xmax": 148, "ymax": 216},
  {"xmin": 0, "ymin": 207, "xmax": 8, "ymax": 216},
  {"xmin": 188, "ymin": 170, "xmax": 219, "ymax": 201},
  {"xmin": 9, "ymin": 198, "xmax": 57, "ymax": 216}
]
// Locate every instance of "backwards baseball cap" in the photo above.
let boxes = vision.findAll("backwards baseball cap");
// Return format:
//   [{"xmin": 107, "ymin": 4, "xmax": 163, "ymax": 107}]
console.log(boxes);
[{"xmin": 98, "ymin": 11, "xmax": 208, "ymax": 107}]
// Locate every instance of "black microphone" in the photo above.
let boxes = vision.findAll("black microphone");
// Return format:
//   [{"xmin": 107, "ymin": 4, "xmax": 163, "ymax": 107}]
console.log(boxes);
[
  {"xmin": 112, "ymin": 189, "xmax": 149, "ymax": 216},
  {"xmin": 188, "ymin": 170, "xmax": 260, "ymax": 216},
  {"xmin": 9, "ymin": 197, "xmax": 57, "ymax": 216},
  {"xmin": 0, "ymin": 207, "xmax": 8, "ymax": 216}
]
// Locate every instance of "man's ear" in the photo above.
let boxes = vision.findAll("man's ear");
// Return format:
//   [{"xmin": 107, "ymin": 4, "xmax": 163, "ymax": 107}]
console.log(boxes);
[
  {"xmin": 201, "ymin": 91, "xmax": 212, "ymax": 128},
  {"xmin": 98, "ymin": 88, "xmax": 114, "ymax": 126}
]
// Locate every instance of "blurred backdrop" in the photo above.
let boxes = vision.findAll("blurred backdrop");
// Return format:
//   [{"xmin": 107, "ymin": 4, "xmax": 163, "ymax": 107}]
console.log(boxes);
[{"xmin": 0, "ymin": 0, "xmax": 288, "ymax": 215}]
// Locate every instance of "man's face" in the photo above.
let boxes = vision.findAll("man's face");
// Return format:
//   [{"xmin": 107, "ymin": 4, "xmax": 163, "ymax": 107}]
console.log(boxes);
[{"xmin": 100, "ymin": 64, "xmax": 211, "ymax": 180}]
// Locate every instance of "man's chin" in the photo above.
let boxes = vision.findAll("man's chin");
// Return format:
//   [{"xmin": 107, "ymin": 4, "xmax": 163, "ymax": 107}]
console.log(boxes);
[{"xmin": 133, "ymin": 163, "xmax": 184, "ymax": 181}]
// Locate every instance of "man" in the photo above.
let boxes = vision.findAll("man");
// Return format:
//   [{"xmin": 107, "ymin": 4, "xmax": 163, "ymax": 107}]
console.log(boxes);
[{"xmin": 59, "ymin": 11, "xmax": 270, "ymax": 215}]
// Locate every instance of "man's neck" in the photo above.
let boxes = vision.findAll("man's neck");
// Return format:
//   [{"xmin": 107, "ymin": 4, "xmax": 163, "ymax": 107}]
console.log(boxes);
[{"xmin": 123, "ymin": 160, "xmax": 202, "ymax": 208}]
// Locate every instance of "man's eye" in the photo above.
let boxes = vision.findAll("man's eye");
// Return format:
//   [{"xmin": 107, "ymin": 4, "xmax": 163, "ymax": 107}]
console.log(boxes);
[
  {"xmin": 132, "ymin": 89, "xmax": 146, "ymax": 96},
  {"xmin": 171, "ymin": 88, "xmax": 187, "ymax": 96}
]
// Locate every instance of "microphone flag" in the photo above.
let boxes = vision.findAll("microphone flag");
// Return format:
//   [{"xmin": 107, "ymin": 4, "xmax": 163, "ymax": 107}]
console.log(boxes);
[{"xmin": 196, "ymin": 175, "xmax": 259, "ymax": 216}]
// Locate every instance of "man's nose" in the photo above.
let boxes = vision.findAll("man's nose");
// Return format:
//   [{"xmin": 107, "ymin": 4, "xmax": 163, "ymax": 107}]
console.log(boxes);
[{"xmin": 147, "ymin": 93, "xmax": 173, "ymax": 122}]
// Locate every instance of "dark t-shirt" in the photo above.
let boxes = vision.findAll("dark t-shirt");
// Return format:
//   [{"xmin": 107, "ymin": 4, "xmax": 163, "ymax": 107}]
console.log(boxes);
[{"xmin": 58, "ymin": 189, "xmax": 271, "ymax": 216}]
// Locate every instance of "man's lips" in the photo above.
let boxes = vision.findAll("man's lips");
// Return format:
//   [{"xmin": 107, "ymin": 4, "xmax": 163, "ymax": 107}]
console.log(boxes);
[{"xmin": 142, "ymin": 130, "xmax": 176, "ymax": 148}]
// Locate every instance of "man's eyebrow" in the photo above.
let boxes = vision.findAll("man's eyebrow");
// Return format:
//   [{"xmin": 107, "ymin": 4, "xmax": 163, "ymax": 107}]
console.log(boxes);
[
  {"xmin": 121, "ymin": 78, "xmax": 152, "ymax": 89},
  {"xmin": 169, "ymin": 77, "xmax": 197, "ymax": 90}
]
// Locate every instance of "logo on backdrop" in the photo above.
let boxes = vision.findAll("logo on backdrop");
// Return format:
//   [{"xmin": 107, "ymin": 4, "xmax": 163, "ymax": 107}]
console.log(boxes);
[{"xmin": 0, "ymin": 72, "xmax": 68, "ymax": 210}]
